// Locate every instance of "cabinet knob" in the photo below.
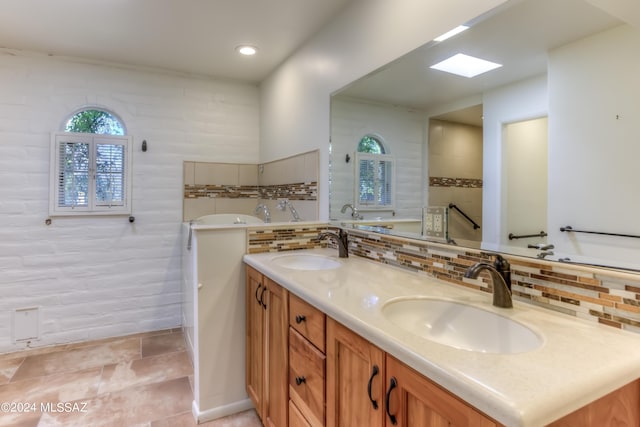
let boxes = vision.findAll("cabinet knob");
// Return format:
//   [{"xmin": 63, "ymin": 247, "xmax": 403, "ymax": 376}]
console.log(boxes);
[
  {"xmin": 295, "ymin": 376, "xmax": 306, "ymax": 386},
  {"xmin": 295, "ymin": 314, "xmax": 306, "ymax": 324},
  {"xmin": 197, "ymin": 283, "xmax": 203, "ymax": 290}
]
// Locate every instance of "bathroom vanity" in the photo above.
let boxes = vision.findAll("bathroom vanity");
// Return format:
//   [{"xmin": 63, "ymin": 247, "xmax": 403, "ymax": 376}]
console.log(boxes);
[{"xmin": 244, "ymin": 249, "xmax": 640, "ymax": 427}]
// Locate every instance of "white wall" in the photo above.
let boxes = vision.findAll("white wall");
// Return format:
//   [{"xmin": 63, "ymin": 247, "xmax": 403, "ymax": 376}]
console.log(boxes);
[
  {"xmin": 259, "ymin": 0, "xmax": 509, "ymax": 221},
  {"xmin": 481, "ymin": 74, "xmax": 548, "ymax": 250},
  {"xmin": 504, "ymin": 117, "xmax": 548, "ymax": 248},
  {"xmin": 0, "ymin": 50, "xmax": 259, "ymax": 353},
  {"xmin": 548, "ymin": 24, "xmax": 640, "ymax": 267},
  {"xmin": 330, "ymin": 97, "xmax": 424, "ymax": 220}
]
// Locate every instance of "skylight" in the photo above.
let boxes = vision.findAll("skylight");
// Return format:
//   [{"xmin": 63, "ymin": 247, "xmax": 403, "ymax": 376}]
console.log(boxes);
[{"xmin": 430, "ymin": 53, "xmax": 502, "ymax": 78}]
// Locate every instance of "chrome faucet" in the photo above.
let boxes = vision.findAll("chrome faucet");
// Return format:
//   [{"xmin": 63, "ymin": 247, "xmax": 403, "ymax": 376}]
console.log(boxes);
[
  {"xmin": 536, "ymin": 251, "xmax": 554, "ymax": 259},
  {"xmin": 464, "ymin": 255, "xmax": 513, "ymax": 308},
  {"xmin": 527, "ymin": 244, "xmax": 554, "ymax": 259},
  {"xmin": 318, "ymin": 229, "xmax": 349, "ymax": 258},
  {"xmin": 277, "ymin": 199, "xmax": 301, "ymax": 222},
  {"xmin": 341, "ymin": 203, "xmax": 363, "ymax": 220},
  {"xmin": 255, "ymin": 204, "xmax": 271, "ymax": 223}
]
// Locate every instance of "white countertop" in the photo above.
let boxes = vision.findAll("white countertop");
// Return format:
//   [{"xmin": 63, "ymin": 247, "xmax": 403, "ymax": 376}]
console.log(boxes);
[{"xmin": 243, "ymin": 249, "xmax": 640, "ymax": 427}]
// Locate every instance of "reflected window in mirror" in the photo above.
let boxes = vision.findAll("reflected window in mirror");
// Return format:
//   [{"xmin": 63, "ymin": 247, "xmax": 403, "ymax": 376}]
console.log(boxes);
[{"xmin": 356, "ymin": 135, "xmax": 394, "ymax": 210}]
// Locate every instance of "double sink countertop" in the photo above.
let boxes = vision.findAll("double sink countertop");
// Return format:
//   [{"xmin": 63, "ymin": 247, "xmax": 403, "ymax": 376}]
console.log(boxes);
[{"xmin": 243, "ymin": 248, "xmax": 640, "ymax": 427}]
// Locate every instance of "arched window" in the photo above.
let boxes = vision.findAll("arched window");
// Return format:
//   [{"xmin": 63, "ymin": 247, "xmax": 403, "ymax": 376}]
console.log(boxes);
[
  {"xmin": 357, "ymin": 135, "xmax": 386, "ymax": 154},
  {"xmin": 65, "ymin": 109, "xmax": 125, "ymax": 135},
  {"xmin": 356, "ymin": 135, "xmax": 394, "ymax": 209},
  {"xmin": 50, "ymin": 108, "xmax": 132, "ymax": 216}
]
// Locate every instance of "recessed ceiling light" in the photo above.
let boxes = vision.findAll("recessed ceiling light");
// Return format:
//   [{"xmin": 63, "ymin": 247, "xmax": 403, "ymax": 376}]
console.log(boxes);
[
  {"xmin": 236, "ymin": 45, "xmax": 257, "ymax": 56},
  {"xmin": 433, "ymin": 25, "xmax": 469, "ymax": 42},
  {"xmin": 430, "ymin": 53, "xmax": 502, "ymax": 78}
]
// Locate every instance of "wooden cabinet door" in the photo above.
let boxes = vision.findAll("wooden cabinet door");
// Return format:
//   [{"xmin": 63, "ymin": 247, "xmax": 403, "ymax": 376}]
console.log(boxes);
[
  {"xmin": 289, "ymin": 400, "xmax": 312, "ymax": 427},
  {"xmin": 246, "ymin": 266, "xmax": 265, "ymax": 421},
  {"xmin": 264, "ymin": 278, "xmax": 289, "ymax": 427},
  {"xmin": 326, "ymin": 318, "xmax": 385, "ymax": 427},
  {"xmin": 384, "ymin": 356, "xmax": 497, "ymax": 427},
  {"xmin": 547, "ymin": 380, "xmax": 639, "ymax": 427}
]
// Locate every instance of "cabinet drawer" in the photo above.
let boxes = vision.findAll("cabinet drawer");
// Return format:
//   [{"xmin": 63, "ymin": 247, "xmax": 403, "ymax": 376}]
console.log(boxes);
[
  {"xmin": 289, "ymin": 328, "xmax": 325, "ymax": 426},
  {"xmin": 289, "ymin": 293, "xmax": 326, "ymax": 352}
]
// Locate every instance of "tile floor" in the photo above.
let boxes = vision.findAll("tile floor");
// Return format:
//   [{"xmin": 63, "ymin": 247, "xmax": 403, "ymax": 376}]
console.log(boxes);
[{"xmin": 0, "ymin": 329, "xmax": 262, "ymax": 427}]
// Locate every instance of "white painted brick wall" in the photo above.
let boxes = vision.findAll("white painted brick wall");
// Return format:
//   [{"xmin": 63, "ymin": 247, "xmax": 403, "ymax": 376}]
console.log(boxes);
[
  {"xmin": 330, "ymin": 97, "xmax": 425, "ymax": 220},
  {"xmin": 0, "ymin": 49, "xmax": 260, "ymax": 353}
]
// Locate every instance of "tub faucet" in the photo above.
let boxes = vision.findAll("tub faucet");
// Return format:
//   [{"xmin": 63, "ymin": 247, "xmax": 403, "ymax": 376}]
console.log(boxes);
[
  {"xmin": 341, "ymin": 203, "xmax": 363, "ymax": 220},
  {"xmin": 255, "ymin": 204, "xmax": 271, "ymax": 223},
  {"xmin": 318, "ymin": 229, "xmax": 349, "ymax": 258},
  {"xmin": 464, "ymin": 255, "xmax": 513, "ymax": 308},
  {"xmin": 277, "ymin": 199, "xmax": 301, "ymax": 222},
  {"xmin": 536, "ymin": 251, "xmax": 554, "ymax": 259}
]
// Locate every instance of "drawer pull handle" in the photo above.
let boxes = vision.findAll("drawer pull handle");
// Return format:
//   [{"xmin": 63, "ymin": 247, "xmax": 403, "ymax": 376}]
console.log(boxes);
[
  {"xmin": 367, "ymin": 365, "xmax": 380, "ymax": 410},
  {"xmin": 295, "ymin": 376, "xmax": 306, "ymax": 386},
  {"xmin": 295, "ymin": 315, "xmax": 306, "ymax": 324},
  {"xmin": 385, "ymin": 377, "xmax": 398, "ymax": 425},
  {"xmin": 255, "ymin": 284, "xmax": 262, "ymax": 304},
  {"xmin": 259, "ymin": 286, "xmax": 267, "ymax": 309}
]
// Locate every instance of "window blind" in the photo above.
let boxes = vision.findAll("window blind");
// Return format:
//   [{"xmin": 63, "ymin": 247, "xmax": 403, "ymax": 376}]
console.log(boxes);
[
  {"xmin": 58, "ymin": 141, "xmax": 90, "ymax": 208},
  {"xmin": 95, "ymin": 143, "xmax": 125, "ymax": 206},
  {"xmin": 356, "ymin": 153, "xmax": 394, "ymax": 209}
]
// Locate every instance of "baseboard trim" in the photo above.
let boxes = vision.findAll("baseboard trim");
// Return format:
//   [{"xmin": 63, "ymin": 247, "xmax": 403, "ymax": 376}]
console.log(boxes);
[{"xmin": 191, "ymin": 398, "xmax": 254, "ymax": 423}]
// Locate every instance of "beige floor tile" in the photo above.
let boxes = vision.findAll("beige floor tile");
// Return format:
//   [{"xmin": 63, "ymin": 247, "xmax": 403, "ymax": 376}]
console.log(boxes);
[
  {"xmin": 0, "ymin": 330, "xmax": 210, "ymax": 427},
  {"xmin": 151, "ymin": 409, "xmax": 261, "ymax": 427},
  {"xmin": 0, "ymin": 411, "xmax": 41, "ymax": 427},
  {"xmin": 141, "ymin": 331, "xmax": 186, "ymax": 358},
  {"xmin": 0, "ymin": 368, "xmax": 101, "ymax": 427},
  {"xmin": 150, "ymin": 411, "xmax": 198, "ymax": 427},
  {"xmin": 38, "ymin": 376, "xmax": 192, "ymax": 427},
  {"xmin": 98, "ymin": 350, "xmax": 193, "ymax": 394},
  {"xmin": 206, "ymin": 410, "xmax": 262, "ymax": 427},
  {"xmin": 0, "ymin": 357, "xmax": 24, "ymax": 385},
  {"xmin": 11, "ymin": 338, "xmax": 140, "ymax": 382},
  {"xmin": 0, "ymin": 367, "xmax": 101, "ymax": 404}
]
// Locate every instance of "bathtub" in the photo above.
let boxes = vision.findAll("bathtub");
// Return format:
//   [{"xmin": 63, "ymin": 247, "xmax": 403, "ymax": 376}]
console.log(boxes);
[
  {"xmin": 194, "ymin": 213, "xmax": 264, "ymax": 225},
  {"xmin": 339, "ymin": 217, "xmax": 422, "ymax": 234}
]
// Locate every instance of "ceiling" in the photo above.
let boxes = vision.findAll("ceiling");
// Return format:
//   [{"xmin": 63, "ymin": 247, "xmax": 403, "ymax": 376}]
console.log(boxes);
[
  {"xmin": 336, "ymin": 0, "xmax": 623, "ymax": 126},
  {"xmin": 0, "ymin": 0, "xmax": 353, "ymax": 83}
]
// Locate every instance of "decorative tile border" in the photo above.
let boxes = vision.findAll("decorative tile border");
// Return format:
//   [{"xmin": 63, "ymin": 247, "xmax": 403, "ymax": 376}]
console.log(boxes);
[
  {"xmin": 259, "ymin": 182, "xmax": 317, "ymax": 200},
  {"xmin": 184, "ymin": 185, "xmax": 260, "ymax": 199},
  {"xmin": 184, "ymin": 182, "xmax": 317, "ymax": 201},
  {"xmin": 429, "ymin": 177, "xmax": 483, "ymax": 188}
]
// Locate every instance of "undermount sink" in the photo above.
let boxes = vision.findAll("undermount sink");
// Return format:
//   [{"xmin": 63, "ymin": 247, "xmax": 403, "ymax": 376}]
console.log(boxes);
[
  {"xmin": 382, "ymin": 297, "xmax": 542, "ymax": 354},
  {"xmin": 271, "ymin": 253, "xmax": 342, "ymax": 270}
]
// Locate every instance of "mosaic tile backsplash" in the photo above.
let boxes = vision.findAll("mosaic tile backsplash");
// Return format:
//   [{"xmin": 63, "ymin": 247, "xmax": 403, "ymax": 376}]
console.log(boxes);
[
  {"xmin": 247, "ymin": 225, "xmax": 640, "ymax": 334},
  {"xmin": 247, "ymin": 223, "xmax": 332, "ymax": 253}
]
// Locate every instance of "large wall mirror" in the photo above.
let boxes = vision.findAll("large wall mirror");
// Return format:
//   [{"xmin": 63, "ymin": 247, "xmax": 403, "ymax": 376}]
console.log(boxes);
[{"xmin": 330, "ymin": 0, "xmax": 640, "ymax": 271}]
